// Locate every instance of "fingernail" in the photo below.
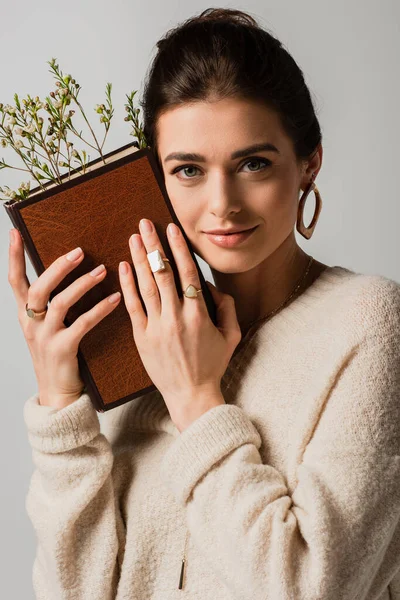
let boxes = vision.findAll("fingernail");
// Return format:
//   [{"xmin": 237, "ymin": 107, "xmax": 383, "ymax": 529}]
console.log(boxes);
[
  {"xmin": 90, "ymin": 264, "xmax": 105, "ymax": 277},
  {"xmin": 140, "ymin": 219, "xmax": 153, "ymax": 233},
  {"xmin": 66, "ymin": 247, "xmax": 83, "ymax": 261},
  {"xmin": 9, "ymin": 229, "xmax": 15, "ymax": 245},
  {"xmin": 130, "ymin": 234, "xmax": 142, "ymax": 250},
  {"xmin": 108, "ymin": 291, "xmax": 121, "ymax": 304},
  {"xmin": 119, "ymin": 261, "xmax": 129, "ymax": 275},
  {"xmin": 168, "ymin": 223, "xmax": 180, "ymax": 237}
]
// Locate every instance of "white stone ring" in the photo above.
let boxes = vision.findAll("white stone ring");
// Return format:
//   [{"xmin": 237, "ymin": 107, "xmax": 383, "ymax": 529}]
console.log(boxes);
[{"xmin": 146, "ymin": 249, "xmax": 203, "ymax": 299}]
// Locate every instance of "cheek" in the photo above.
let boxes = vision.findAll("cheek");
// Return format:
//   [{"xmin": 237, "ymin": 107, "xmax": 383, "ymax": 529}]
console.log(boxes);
[
  {"xmin": 163, "ymin": 182, "xmax": 201, "ymax": 235},
  {"xmin": 256, "ymin": 177, "xmax": 298, "ymax": 223}
]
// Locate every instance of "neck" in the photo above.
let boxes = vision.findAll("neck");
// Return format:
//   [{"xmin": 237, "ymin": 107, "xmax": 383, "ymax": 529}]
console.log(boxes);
[{"xmin": 210, "ymin": 232, "xmax": 315, "ymax": 338}]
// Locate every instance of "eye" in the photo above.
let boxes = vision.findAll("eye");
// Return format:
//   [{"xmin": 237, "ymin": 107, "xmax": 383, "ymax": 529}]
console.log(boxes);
[
  {"xmin": 242, "ymin": 158, "xmax": 272, "ymax": 173},
  {"xmin": 171, "ymin": 157, "xmax": 272, "ymax": 180}
]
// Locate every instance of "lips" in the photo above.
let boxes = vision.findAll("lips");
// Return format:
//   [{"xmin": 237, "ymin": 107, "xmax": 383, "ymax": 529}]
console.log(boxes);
[
  {"xmin": 204, "ymin": 225, "xmax": 259, "ymax": 248},
  {"xmin": 204, "ymin": 226, "xmax": 257, "ymax": 235}
]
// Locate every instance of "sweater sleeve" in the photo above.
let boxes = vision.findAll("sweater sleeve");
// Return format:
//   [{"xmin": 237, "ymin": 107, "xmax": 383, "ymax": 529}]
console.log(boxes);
[
  {"xmin": 159, "ymin": 281, "xmax": 400, "ymax": 600},
  {"xmin": 23, "ymin": 392, "xmax": 125, "ymax": 600}
]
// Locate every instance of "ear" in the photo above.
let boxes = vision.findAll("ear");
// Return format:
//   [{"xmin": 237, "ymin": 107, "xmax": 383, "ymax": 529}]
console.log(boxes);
[{"xmin": 300, "ymin": 143, "xmax": 323, "ymax": 190}]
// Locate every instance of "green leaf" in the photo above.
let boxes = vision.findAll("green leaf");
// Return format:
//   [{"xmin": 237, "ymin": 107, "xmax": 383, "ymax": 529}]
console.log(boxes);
[{"xmin": 14, "ymin": 93, "xmax": 21, "ymax": 111}]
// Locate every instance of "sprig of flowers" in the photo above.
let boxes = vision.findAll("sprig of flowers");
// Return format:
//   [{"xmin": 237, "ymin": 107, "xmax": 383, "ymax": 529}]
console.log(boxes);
[{"xmin": 0, "ymin": 58, "xmax": 148, "ymax": 203}]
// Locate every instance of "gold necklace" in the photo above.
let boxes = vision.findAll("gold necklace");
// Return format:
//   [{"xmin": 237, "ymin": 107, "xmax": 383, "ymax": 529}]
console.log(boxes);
[{"xmin": 178, "ymin": 255, "xmax": 314, "ymax": 590}]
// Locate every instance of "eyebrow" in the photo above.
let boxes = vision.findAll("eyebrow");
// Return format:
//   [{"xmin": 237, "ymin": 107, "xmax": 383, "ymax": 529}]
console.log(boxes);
[{"xmin": 164, "ymin": 142, "xmax": 280, "ymax": 163}]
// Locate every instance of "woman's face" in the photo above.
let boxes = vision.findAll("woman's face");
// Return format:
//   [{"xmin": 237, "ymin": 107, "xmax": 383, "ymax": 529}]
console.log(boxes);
[{"xmin": 156, "ymin": 97, "xmax": 315, "ymax": 274}]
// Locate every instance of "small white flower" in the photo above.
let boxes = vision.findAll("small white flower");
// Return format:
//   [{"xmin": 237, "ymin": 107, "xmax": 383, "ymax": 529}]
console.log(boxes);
[
  {"xmin": 7, "ymin": 116, "xmax": 16, "ymax": 125},
  {"xmin": 5, "ymin": 105, "xmax": 16, "ymax": 115},
  {"xmin": 54, "ymin": 100, "xmax": 63, "ymax": 109},
  {"xmin": 9, "ymin": 190, "xmax": 16, "ymax": 199},
  {"xmin": 58, "ymin": 88, "xmax": 68, "ymax": 97},
  {"xmin": 36, "ymin": 101, "xmax": 44, "ymax": 110},
  {"xmin": 14, "ymin": 140, "xmax": 24, "ymax": 149},
  {"xmin": 24, "ymin": 123, "xmax": 36, "ymax": 134},
  {"xmin": 0, "ymin": 139, "xmax": 7, "ymax": 148},
  {"xmin": 19, "ymin": 181, "xmax": 31, "ymax": 191},
  {"xmin": 14, "ymin": 126, "xmax": 23, "ymax": 136}
]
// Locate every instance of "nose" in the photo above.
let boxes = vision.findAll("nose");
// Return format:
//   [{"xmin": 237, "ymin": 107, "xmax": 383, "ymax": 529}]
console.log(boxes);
[{"xmin": 207, "ymin": 171, "xmax": 242, "ymax": 218}]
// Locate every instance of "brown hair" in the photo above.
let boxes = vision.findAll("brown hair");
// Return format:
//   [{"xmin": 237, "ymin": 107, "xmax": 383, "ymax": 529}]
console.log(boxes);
[{"xmin": 141, "ymin": 7, "xmax": 322, "ymax": 169}]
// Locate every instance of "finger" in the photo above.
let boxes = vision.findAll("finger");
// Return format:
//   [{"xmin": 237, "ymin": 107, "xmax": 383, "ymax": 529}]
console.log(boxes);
[
  {"xmin": 137, "ymin": 219, "xmax": 180, "ymax": 313},
  {"xmin": 206, "ymin": 281, "xmax": 241, "ymax": 343},
  {"xmin": 118, "ymin": 260, "xmax": 147, "ymax": 333},
  {"xmin": 128, "ymin": 228, "xmax": 162, "ymax": 316},
  {"xmin": 27, "ymin": 246, "xmax": 85, "ymax": 318},
  {"xmin": 63, "ymin": 289, "xmax": 121, "ymax": 353},
  {"xmin": 8, "ymin": 229, "xmax": 31, "ymax": 313},
  {"xmin": 44, "ymin": 263, "xmax": 108, "ymax": 333},
  {"xmin": 166, "ymin": 222, "xmax": 207, "ymax": 314}
]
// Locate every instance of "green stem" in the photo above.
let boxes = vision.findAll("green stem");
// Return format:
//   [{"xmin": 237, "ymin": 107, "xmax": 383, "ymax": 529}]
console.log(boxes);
[
  {"xmin": 70, "ymin": 93, "xmax": 105, "ymax": 163},
  {"xmin": 65, "ymin": 122, "xmax": 99, "ymax": 152},
  {"xmin": 0, "ymin": 126, "xmax": 46, "ymax": 191},
  {"xmin": 0, "ymin": 162, "xmax": 31, "ymax": 173}
]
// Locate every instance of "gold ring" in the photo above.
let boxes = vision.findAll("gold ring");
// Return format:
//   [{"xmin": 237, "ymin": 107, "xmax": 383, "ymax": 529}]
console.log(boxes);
[
  {"xmin": 25, "ymin": 303, "xmax": 48, "ymax": 319},
  {"xmin": 183, "ymin": 285, "xmax": 203, "ymax": 299}
]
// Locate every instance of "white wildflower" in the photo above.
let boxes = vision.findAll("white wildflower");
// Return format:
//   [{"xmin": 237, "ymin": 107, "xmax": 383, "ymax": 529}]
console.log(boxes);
[
  {"xmin": 0, "ymin": 139, "xmax": 7, "ymax": 148},
  {"xmin": 9, "ymin": 190, "xmax": 16, "ymax": 199},
  {"xmin": 36, "ymin": 101, "xmax": 44, "ymax": 110},
  {"xmin": 24, "ymin": 123, "xmax": 36, "ymax": 134},
  {"xmin": 19, "ymin": 181, "xmax": 30, "ymax": 191},
  {"xmin": 14, "ymin": 126, "xmax": 23, "ymax": 136},
  {"xmin": 58, "ymin": 88, "xmax": 68, "ymax": 97},
  {"xmin": 54, "ymin": 100, "xmax": 63, "ymax": 109},
  {"xmin": 7, "ymin": 116, "xmax": 16, "ymax": 125},
  {"xmin": 14, "ymin": 139, "xmax": 24, "ymax": 149}
]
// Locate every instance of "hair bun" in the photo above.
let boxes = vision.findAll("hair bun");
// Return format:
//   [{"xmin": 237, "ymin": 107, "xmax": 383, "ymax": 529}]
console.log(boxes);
[{"xmin": 195, "ymin": 8, "xmax": 258, "ymax": 27}]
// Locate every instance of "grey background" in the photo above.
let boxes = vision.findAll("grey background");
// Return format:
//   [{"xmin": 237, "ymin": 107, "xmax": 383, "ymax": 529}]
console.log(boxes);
[{"xmin": 1, "ymin": 0, "xmax": 399, "ymax": 596}]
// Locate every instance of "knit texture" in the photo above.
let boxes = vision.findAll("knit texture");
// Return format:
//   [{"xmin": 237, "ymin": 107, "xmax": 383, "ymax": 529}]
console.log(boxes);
[{"xmin": 22, "ymin": 265, "xmax": 400, "ymax": 600}]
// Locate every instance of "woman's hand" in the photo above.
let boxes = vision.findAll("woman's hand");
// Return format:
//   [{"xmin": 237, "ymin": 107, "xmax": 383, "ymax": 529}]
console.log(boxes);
[{"xmin": 118, "ymin": 219, "xmax": 242, "ymax": 432}]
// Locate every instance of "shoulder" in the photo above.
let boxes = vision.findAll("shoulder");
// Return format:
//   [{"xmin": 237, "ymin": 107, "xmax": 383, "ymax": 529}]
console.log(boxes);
[
  {"xmin": 321, "ymin": 266, "xmax": 400, "ymax": 339},
  {"xmin": 344, "ymin": 269, "xmax": 400, "ymax": 336}
]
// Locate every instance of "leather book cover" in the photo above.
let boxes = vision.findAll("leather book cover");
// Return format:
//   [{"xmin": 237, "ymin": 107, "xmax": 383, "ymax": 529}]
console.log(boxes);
[{"xmin": 4, "ymin": 142, "xmax": 217, "ymax": 412}]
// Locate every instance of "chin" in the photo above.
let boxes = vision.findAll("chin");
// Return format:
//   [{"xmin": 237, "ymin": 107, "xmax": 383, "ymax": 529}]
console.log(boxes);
[{"xmin": 198, "ymin": 250, "xmax": 264, "ymax": 274}]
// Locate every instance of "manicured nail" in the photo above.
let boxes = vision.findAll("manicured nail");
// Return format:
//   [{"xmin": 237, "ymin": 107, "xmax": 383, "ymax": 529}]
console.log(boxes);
[
  {"xmin": 168, "ymin": 223, "xmax": 180, "ymax": 237},
  {"xmin": 139, "ymin": 219, "xmax": 153, "ymax": 233},
  {"xmin": 66, "ymin": 247, "xmax": 83, "ymax": 261},
  {"xmin": 90, "ymin": 264, "xmax": 105, "ymax": 277},
  {"xmin": 130, "ymin": 234, "xmax": 143, "ymax": 250},
  {"xmin": 108, "ymin": 291, "xmax": 121, "ymax": 304},
  {"xmin": 119, "ymin": 261, "xmax": 129, "ymax": 275}
]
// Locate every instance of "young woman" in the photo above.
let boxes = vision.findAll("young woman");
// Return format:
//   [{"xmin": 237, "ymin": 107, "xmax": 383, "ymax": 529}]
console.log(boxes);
[{"xmin": 9, "ymin": 8, "xmax": 400, "ymax": 600}]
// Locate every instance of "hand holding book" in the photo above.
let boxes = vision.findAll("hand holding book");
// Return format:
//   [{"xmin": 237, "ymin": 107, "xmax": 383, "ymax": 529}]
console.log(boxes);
[
  {"xmin": 8, "ymin": 228, "xmax": 121, "ymax": 409},
  {"xmin": 117, "ymin": 218, "xmax": 241, "ymax": 432}
]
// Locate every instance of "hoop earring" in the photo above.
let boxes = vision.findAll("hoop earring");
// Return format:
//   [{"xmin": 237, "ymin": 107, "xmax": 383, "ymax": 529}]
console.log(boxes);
[{"xmin": 296, "ymin": 173, "xmax": 323, "ymax": 239}]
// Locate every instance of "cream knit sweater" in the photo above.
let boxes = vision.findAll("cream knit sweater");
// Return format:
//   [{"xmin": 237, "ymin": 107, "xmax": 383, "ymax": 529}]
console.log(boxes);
[{"xmin": 23, "ymin": 265, "xmax": 400, "ymax": 600}]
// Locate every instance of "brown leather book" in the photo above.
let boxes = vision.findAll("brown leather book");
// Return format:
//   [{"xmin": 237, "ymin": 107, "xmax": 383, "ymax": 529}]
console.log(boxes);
[{"xmin": 4, "ymin": 142, "xmax": 217, "ymax": 412}]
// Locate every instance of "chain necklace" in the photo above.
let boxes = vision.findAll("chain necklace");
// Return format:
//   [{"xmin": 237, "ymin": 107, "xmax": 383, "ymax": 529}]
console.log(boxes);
[
  {"xmin": 178, "ymin": 254, "xmax": 314, "ymax": 590},
  {"xmin": 241, "ymin": 254, "xmax": 314, "ymax": 336}
]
